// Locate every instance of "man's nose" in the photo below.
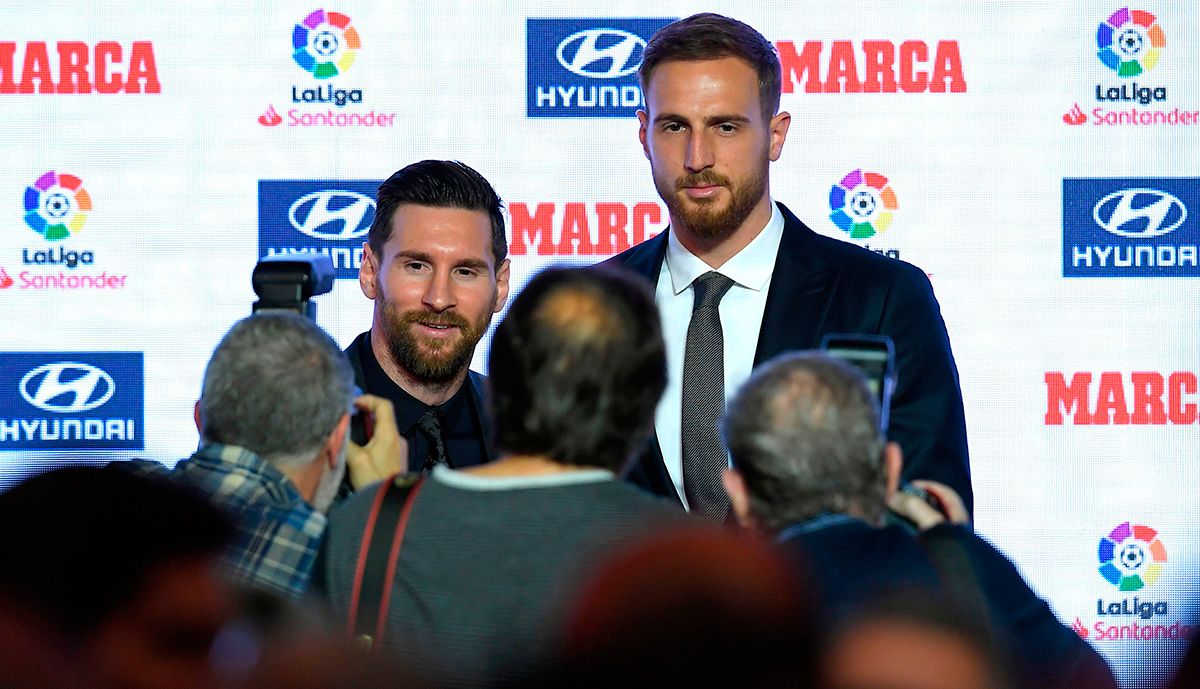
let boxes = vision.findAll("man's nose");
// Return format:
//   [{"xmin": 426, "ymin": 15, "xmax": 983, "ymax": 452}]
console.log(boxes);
[
  {"xmin": 422, "ymin": 271, "xmax": 456, "ymax": 311},
  {"xmin": 685, "ymin": 131, "xmax": 714, "ymax": 172}
]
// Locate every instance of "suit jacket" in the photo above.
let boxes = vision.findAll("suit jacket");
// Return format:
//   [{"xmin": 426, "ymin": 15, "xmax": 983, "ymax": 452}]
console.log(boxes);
[
  {"xmin": 606, "ymin": 202, "xmax": 973, "ymax": 514},
  {"xmin": 777, "ymin": 516, "xmax": 1116, "ymax": 689}
]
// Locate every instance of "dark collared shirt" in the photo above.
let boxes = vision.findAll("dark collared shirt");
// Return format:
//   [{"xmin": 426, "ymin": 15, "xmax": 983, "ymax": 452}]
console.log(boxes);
[{"xmin": 357, "ymin": 333, "xmax": 489, "ymax": 471}]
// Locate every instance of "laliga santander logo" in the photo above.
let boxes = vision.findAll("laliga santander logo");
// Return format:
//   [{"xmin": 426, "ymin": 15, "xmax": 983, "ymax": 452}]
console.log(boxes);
[
  {"xmin": 1098, "ymin": 522, "xmax": 1166, "ymax": 591},
  {"xmin": 1097, "ymin": 8, "xmax": 1164, "ymax": 78},
  {"xmin": 829, "ymin": 170, "xmax": 897, "ymax": 240},
  {"xmin": 293, "ymin": 9, "xmax": 361, "ymax": 79},
  {"xmin": 24, "ymin": 171, "xmax": 91, "ymax": 241}
]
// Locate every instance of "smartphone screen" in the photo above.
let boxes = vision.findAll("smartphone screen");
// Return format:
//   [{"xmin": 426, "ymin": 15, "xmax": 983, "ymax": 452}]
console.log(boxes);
[{"xmin": 820, "ymin": 334, "xmax": 896, "ymax": 435}]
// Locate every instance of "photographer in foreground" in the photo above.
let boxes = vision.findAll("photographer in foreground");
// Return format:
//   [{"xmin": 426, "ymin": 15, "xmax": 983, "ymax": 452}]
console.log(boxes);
[{"xmin": 721, "ymin": 351, "xmax": 1115, "ymax": 689}]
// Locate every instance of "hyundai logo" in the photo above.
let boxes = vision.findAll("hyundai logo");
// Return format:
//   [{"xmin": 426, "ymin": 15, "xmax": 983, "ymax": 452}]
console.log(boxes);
[
  {"xmin": 1093, "ymin": 188, "xmax": 1188, "ymax": 238},
  {"xmin": 556, "ymin": 28, "xmax": 646, "ymax": 79},
  {"xmin": 19, "ymin": 362, "xmax": 115, "ymax": 413},
  {"xmin": 288, "ymin": 190, "xmax": 375, "ymax": 240}
]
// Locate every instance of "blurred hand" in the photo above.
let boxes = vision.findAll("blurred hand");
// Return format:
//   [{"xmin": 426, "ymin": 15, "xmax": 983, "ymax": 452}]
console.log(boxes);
[
  {"xmin": 344, "ymin": 394, "xmax": 407, "ymax": 489},
  {"xmin": 886, "ymin": 480, "xmax": 970, "ymax": 531}
]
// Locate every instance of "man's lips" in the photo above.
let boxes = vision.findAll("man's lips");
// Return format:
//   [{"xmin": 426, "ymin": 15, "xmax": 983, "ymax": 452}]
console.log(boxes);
[
  {"xmin": 682, "ymin": 184, "xmax": 722, "ymax": 199},
  {"xmin": 413, "ymin": 321, "xmax": 461, "ymax": 339}
]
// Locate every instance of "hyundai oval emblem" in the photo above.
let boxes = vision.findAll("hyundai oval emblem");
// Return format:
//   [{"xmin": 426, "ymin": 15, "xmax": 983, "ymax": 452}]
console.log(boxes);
[
  {"xmin": 556, "ymin": 28, "xmax": 647, "ymax": 79},
  {"xmin": 1093, "ymin": 188, "xmax": 1187, "ymax": 238},
  {"xmin": 288, "ymin": 190, "xmax": 375, "ymax": 240},
  {"xmin": 19, "ymin": 362, "xmax": 116, "ymax": 413}
]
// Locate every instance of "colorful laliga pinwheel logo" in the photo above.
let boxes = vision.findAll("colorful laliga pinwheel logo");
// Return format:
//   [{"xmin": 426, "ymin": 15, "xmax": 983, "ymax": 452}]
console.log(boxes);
[
  {"xmin": 1098, "ymin": 522, "xmax": 1167, "ymax": 591},
  {"xmin": 293, "ymin": 9, "xmax": 361, "ymax": 79},
  {"xmin": 23, "ymin": 171, "xmax": 92, "ymax": 242},
  {"xmin": 1096, "ymin": 8, "xmax": 1164, "ymax": 77},
  {"xmin": 829, "ymin": 170, "xmax": 897, "ymax": 240}
]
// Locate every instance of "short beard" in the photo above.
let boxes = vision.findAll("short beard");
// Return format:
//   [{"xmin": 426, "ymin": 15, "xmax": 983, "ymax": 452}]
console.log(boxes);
[
  {"xmin": 655, "ymin": 166, "xmax": 767, "ymax": 241},
  {"xmin": 378, "ymin": 300, "xmax": 490, "ymax": 385}
]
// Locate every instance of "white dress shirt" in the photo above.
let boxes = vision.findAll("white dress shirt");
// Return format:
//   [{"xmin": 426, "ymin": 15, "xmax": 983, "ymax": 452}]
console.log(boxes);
[{"xmin": 654, "ymin": 202, "xmax": 785, "ymax": 507}]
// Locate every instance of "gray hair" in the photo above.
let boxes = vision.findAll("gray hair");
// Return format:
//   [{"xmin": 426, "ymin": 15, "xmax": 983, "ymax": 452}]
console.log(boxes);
[
  {"xmin": 723, "ymin": 351, "xmax": 887, "ymax": 531},
  {"xmin": 199, "ymin": 312, "xmax": 354, "ymax": 468}
]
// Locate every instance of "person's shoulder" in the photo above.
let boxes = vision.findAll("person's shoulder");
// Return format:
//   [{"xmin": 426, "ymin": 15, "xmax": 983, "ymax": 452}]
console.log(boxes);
[
  {"xmin": 778, "ymin": 203, "xmax": 927, "ymax": 284},
  {"xmin": 585, "ymin": 478, "xmax": 690, "ymax": 521}
]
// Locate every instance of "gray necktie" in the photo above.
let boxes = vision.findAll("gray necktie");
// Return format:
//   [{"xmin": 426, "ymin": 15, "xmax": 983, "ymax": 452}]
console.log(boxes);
[{"xmin": 681, "ymin": 271, "xmax": 735, "ymax": 521}]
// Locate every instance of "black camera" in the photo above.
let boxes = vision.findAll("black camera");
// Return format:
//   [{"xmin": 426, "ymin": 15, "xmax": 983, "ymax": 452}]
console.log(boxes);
[{"xmin": 251, "ymin": 254, "xmax": 335, "ymax": 320}]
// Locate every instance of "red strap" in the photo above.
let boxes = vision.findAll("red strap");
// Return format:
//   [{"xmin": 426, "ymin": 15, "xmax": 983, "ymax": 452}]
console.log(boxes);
[
  {"xmin": 374, "ymin": 481, "xmax": 425, "ymax": 643},
  {"xmin": 346, "ymin": 480, "xmax": 392, "ymax": 639}
]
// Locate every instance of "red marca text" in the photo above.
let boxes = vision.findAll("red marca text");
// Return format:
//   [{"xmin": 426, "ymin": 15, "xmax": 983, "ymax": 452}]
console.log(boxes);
[
  {"xmin": 1045, "ymin": 372, "xmax": 1198, "ymax": 425},
  {"xmin": 509, "ymin": 202, "xmax": 664, "ymax": 256},
  {"xmin": 777, "ymin": 40, "xmax": 966, "ymax": 94},
  {"xmin": 0, "ymin": 41, "xmax": 160, "ymax": 94}
]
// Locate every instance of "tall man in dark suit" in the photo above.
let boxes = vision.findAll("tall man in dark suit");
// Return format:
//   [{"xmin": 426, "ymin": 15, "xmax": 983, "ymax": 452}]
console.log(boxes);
[
  {"xmin": 348, "ymin": 160, "xmax": 510, "ymax": 476},
  {"xmin": 608, "ymin": 13, "xmax": 972, "ymax": 517}
]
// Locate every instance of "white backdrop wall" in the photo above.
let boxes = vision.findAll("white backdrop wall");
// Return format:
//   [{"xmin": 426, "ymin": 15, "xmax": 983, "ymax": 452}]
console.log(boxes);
[{"xmin": 0, "ymin": 3, "xmax": 1197, "ymax": 686}]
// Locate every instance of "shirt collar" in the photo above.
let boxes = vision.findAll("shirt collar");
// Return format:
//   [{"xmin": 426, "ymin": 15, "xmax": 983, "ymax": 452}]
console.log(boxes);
[{"xmin": 665, "ymin": 200, "xmax": 784, "ymax": 295}]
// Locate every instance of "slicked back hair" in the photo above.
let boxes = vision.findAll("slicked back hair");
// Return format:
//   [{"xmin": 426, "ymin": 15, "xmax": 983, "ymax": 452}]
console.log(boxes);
[
  {"xmin": 639, "ymin": 13, "xmax": 782, "ymax": 121},
  {"xmin": 368, "ymin": 160, "xmax": 507, "ymax": 266},
  {"xmin": 489, "ymin": 265, "xmax": 666, "ymax": 471},
  {"xmin": 724, "ymin": 352, "xmax": 887, "ymax": 531},
  {"xmin": 199, "ymin": 312, "xmax": 354, "ymax": 467}
]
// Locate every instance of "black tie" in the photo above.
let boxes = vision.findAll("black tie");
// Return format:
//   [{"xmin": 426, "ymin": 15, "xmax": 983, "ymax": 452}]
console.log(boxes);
[
  {"xmin": 681, "ymin": 271, "xmax": 735, "ymax": 521},
  {"xmin": 416, "ymin": 409, "xmax": 452, "ymax": 471}
]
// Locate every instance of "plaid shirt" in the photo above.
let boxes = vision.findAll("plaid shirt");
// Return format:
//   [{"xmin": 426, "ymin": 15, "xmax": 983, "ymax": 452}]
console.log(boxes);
[{"xmin": 128, "ymin": 444, "xmax": 326, "ymax": 599}]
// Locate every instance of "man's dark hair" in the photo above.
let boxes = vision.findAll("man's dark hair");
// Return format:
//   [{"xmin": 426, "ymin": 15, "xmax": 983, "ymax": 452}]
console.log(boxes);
[
  {"xmin": 0, "ymin": 466, "xmax": 233, "ymax": 638},
  {"xmin": 489, "ymin": 265, "xmax": 666, "ymax": 471},
  {"xmin": 639, "ymin": 13, "xmax": 782, "ymax": 120},
  {"xmin": 724, "ymin": 352, "xmax": 886, "ymax": 531},
  {"xmin": 368, "ymin": 159, "xmax": 508, "ymax": 266}
]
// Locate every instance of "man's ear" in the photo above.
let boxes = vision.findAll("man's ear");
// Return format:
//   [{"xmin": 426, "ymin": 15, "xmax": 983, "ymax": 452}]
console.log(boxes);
[
  {"xmin": 883, "ymin": 441, "xmax": 903, "ymax": 501},
  {"xmin": 722, "ymin": 468, "xmax": 756, "ymax": 530},
  {"xmin": 637, "ymin": 109, "xmax": 651, "ymax": 160},
  {"xmin": 493, "ymin": 258, "xmax": 511, "ymax": 314},
  {"xmin": 767, "ymin": 110, "xmax": 791, "ymax": 162},
  {"xmin": 359, "ymin": 242, "xmax": 379, "ymax": 300},
  {"xmin": 324, "ymin": 414, "xmax": 350, "ymax": 470},
  {"xmin": 193, "ymin": 400, "xmax": 202, "ymax": 434}
]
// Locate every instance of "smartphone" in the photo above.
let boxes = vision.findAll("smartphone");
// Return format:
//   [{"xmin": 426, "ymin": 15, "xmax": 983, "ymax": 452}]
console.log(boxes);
[{"xmin": 819, "ymin": 333, "xmax": 896, "ymax": 434}]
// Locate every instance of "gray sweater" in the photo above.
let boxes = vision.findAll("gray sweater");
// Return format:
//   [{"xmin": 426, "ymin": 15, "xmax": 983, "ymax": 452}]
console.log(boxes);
[{"xmin": 321, "ymin": 466, "xmax": 687, "ymax": 687}]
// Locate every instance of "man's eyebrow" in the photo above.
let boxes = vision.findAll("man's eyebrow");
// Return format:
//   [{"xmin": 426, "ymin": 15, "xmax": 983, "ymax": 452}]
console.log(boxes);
[
  {"xmin": 393, "ymin": 249, "xmax": 433, "ymax": 263},
  {"xmin": 652, "ymin": 112, "xmax": 753, "ymax": 126},
  {"xmin": 393, "ymin": 250, "xmax": 490, "ymax": 270}
]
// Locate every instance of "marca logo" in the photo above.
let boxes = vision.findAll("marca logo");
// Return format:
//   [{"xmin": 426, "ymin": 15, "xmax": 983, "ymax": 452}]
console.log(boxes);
[
  {"xmin": 0, "ymin": 352, "xmax": 143, "ymax": 450},
  {"xmin": 509, "ymin": 201, "xmax": 665, "ymax": 256},
  {"xmin": 0, "ymin": 41, "xmax": 160, "ymax": 94},
  {"xmin": 777, "ymin": 40, "xmax": 966, "ymax": 94},
  {"xmin": 527, "ymin": 18, "xmax": 675, "ymax": 118},
  {"xmin": 19, "ymin": 362, "xmax": 114, "ymax": 413},
  {"xmin": 288, "ymin": 190, "xmax": 374, "ymax": 240},
  {"xmin": 1044, "ymin": 371, "xmax": 1198, "ymax": 425},
  {"xmin": 259, "ymin": 180, "xmax": 379, "ymax": 279},
  {"xmin": 556, "ymin": 29, "xmax": 645, "ymax": 78},
  {"xmin": 1063, "ymin": 178, "xmax": 1200, "ymax": 276},
  {"xmin": 1093, "ymin": 188, "xmax": 1186, "ymax": 238}
]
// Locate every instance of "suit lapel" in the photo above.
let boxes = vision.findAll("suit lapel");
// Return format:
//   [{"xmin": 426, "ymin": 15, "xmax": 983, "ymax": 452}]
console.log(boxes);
[
  {"xmin": 466, "ymin": 371, "xmax": 493, "ymax": 463},
  {"xmin": 754, "ymin": 204, "xmax": 839, "ymax": 366}
]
